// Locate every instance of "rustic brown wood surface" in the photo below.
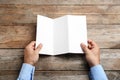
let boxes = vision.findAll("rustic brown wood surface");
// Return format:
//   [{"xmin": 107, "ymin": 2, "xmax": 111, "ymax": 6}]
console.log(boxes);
[
  {"xmin": 0, "ymin": 0, "xmax": 120, "ymax": 5},
  {"xmin": 0, "ymin": 49, "xmax": 120, "ymax": 71},
  {"xmin": 0, "ymin": 0, "xmax": 120, "ymax": 80}
]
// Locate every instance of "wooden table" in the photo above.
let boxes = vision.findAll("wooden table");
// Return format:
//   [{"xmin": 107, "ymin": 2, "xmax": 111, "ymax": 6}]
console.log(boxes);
[{"xmin": 0, "ymin": 0, "xmax": 120, "ymax": 80}]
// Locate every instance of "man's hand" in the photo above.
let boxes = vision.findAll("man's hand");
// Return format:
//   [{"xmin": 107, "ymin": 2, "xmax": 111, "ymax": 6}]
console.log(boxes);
[
  {"xmin": 24, "ymin": 41, "xmax": 42, "ymax": 66},
  {"xmin": 81, "ymin": 40, "xmax": 100, "ymax": 67}
]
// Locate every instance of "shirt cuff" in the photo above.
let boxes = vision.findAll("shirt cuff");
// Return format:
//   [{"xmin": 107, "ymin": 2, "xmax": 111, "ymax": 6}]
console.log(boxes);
[
  {"xmin": 89, "ymin": 64, "xmax": 108, "ymax": 80},
  {"xmin": 20, "ymin": 63, "xmax": 35, "ymax": 74},
  {"xmin": 17, "ymin": 63, "xmax": 35, "ymax": 80}
]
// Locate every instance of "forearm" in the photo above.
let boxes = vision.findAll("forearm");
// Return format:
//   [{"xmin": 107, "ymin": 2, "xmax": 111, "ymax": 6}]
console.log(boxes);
[
  {"xmin": 89, "ymin": 65, "xmax": 108, "ymax": 80},
  {"xmin": 17, "ymin": 63, "xmax": 35, "ymax": 80}
]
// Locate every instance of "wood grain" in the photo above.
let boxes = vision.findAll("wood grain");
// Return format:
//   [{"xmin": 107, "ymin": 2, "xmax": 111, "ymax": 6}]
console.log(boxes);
[
  {"xmin": 0, "ymin": 25, "xmax": 119, "ymax": 48},
  {"xmin": 1, "ymin": 5, "xmax": 120, "ymax": 14},
  {"xmin": 0, "ymin": 25, "xmax": 36, "ymax": 48},
  {"xmin": 0, "ymin": 49, "xmax": 120, "ymax": 70},
  {"xmin": 0, "ymin": 5, "xmax": 120, "ymax": 25},
  {"xmin": 1, "ymin": 14, "xmax": 120, "ymax": 25},
  {"xmin": 0, "ymin": 70, "xmax": 120, "ymax": 80},
  {"xmin": 0, "ymin": 0, "xmax": 120, "ymax": 5}
]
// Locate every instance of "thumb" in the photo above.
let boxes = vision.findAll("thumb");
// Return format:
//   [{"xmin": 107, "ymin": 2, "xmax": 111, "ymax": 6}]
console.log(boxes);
[
  {"xmin": 80, "ymin": 43, "xmax": 89, "ymax": 55},
  {"xmin": 35, "ymin": 43, "xmax": 43, "ymax": 53}
]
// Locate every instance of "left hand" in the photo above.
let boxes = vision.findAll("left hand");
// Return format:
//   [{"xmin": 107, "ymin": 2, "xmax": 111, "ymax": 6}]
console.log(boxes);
[{"xmin": 24, "ymin": 41, "xmax": 42, "ymax": 66}]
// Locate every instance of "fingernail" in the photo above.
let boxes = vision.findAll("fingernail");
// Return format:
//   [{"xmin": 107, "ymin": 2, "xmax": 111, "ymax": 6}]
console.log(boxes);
[
  {"xmin": 81, "ymin": 43, "xmax": 84, "ymax": 45},
  {"xmin": 39, "ymin": 43, "xmax": 43, "ymax": 47},
  {"xmin": 80, "ymin": 43, "xmax": 84, "ymax": 47}
]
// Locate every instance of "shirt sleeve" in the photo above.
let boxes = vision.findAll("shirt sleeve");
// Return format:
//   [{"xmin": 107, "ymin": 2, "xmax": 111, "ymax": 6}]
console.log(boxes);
[
  {"xmin": 17, "ymin": 63, "xmax": 35, "ymax": 80},
  {"xmin": 89, "ymin": 64, "xmax": 108, "ymax": 80}
]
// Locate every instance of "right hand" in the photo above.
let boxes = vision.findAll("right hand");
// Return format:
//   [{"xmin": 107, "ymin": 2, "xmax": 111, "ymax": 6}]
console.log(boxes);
[{"xmin": 80, "ymin": 40, "xmax": 100, "ymax": 67}]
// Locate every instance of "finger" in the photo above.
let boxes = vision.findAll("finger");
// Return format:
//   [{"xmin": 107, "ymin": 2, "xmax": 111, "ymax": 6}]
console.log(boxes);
[
  {"xmin": 35, "ymin": 43, "xmax": 43, "ymax": 53},
  {"xmin": 80, "ymin": 43, "xmax": 89, "ymax": 55},
  {"xmin": 88, "ymin": 39, "xmax": 97, "ymax": 47},
  {"xmin": 88, "ymin": 40, "xmax": 93, "ymax": 49},
  {"xmin": 25, "ymin": 41, "xmax": 36, "ymax": 49},
  {"xmin": 88, "ymin": 39, "xmax": 93, "ymax": 45},
  {"xmin": 88, "ymin": 43, "xmax": 92, "ymax": 49},
  {"xmin": 28, "ymin": 41, "xmax": 36, "ymax": 47}
]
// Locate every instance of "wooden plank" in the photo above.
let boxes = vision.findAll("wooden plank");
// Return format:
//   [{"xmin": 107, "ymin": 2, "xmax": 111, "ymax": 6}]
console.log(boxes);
[
  {"xmin": 0, "ymin": 70, "xmax": 120, "ymax": 80},
  {"xmin": 0, "ymin": 14, "xmax": 120, "ymax": 25},
  {"xmin": 0, "ymin": 25, "xmax": 119, "ymax": 48},
  {"xmin": 0, "ymin": 25, "xmax": 36, "ymax": 48},
  {"xmin": 87, "ymin": 25, "xmax": 120, "ymax": 49},
  {"xmin": 1, "ymin": 5, "xmax": 120, "ymax": 14},
  {"xmin": 0, "ymin": 0, "xmax": 120, "ymax": 5},
  {"xmin": 0, "ymin": 5, "xmax": 120, "ymax": 25},
  {"xmin": 0, "ymin": 49, "xmax": 120, "ymax": 70}
]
